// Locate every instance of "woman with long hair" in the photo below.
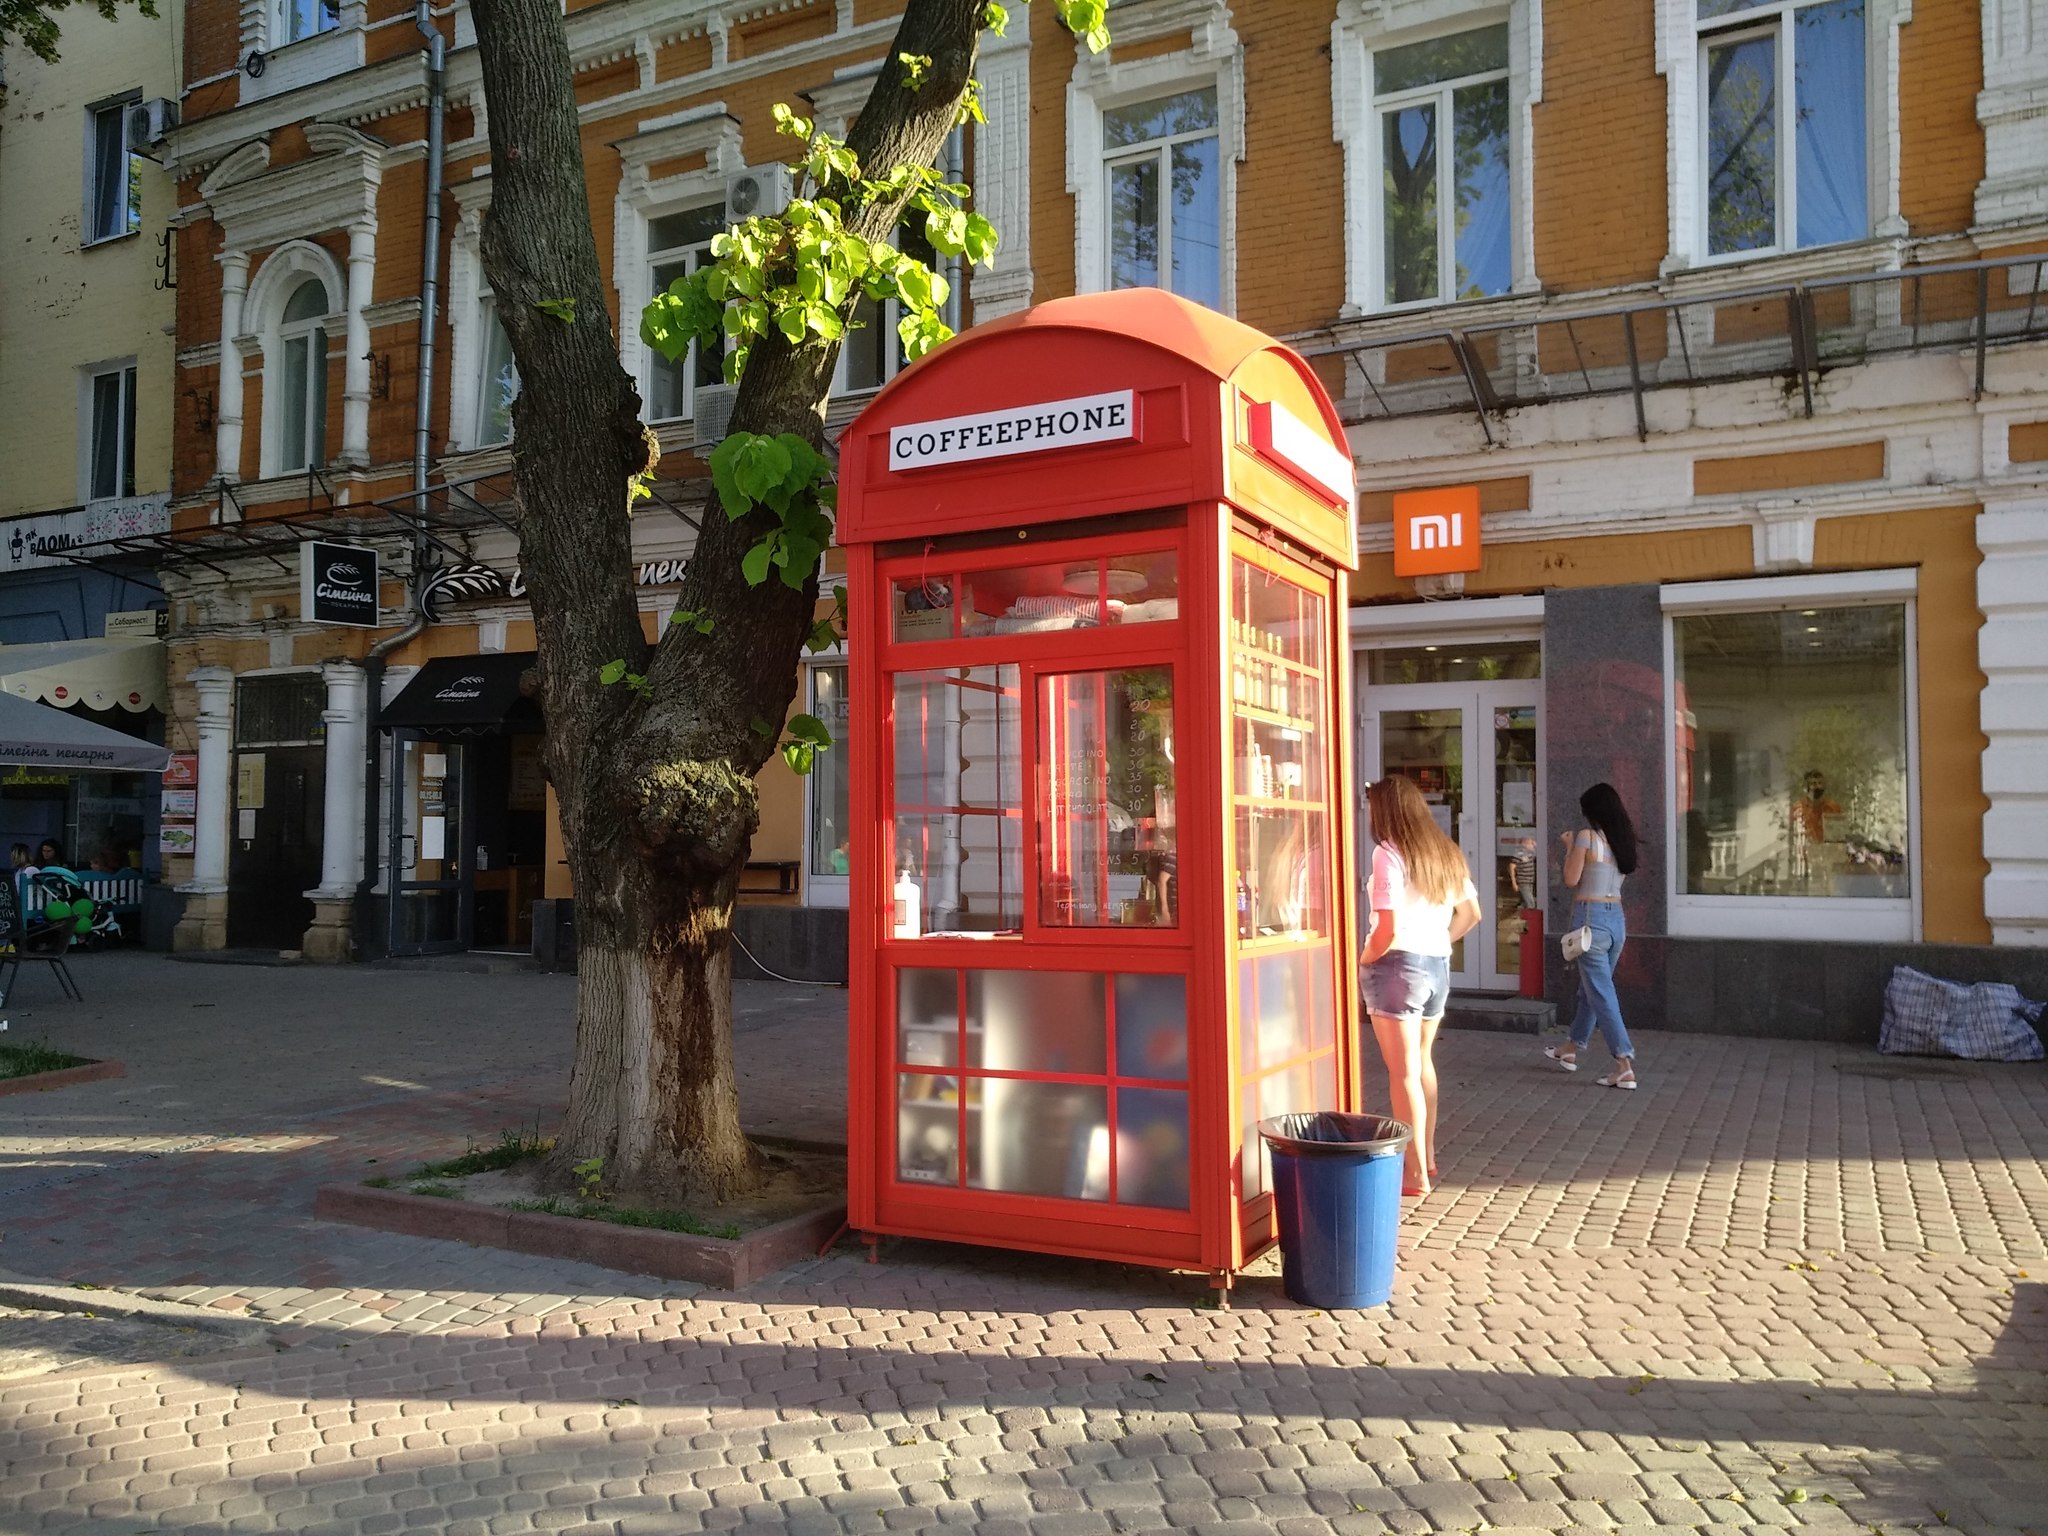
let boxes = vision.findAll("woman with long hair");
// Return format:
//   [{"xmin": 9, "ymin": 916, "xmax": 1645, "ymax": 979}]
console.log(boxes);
[
  {"xmin": 1361, "ymin": 775, "xmax": 1480, "ymax": 1197},
  {"xmin": 1546, "ymin": 781, "xmax": 1641, "ymax": 1087}
]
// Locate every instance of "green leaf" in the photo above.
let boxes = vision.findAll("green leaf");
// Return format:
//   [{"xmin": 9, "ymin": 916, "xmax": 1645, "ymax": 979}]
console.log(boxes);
[
  {"xmin": 776, "ymin": 305, "xmax": 808, "ymax": 344},
  {"xmin": 598, "ymin": 659, "xmax": 627, "ymax": 686},
  {"xmin": 708, "ymin": 434, "xmax": 757, "ymax": 519},
  {"xmin": 780, "ymin": 740, "xmax": 816, "ymax": 775},
  {"xmin": 534, "ymin": 296, "xmax": 577, "ymax": 324},
  {"xmin": 898, "ymin": 51, "xmax": 931, "ymax": 89},
  {"xmin": 787, "ymin": 713, "xmax": 833, "ymax": 747},
  {"xmin": 740, "ymin": 539, "xmax": 775, "ymax": 586},
  {"xmin": 981, "ymin": 1, "xmax": 1008, "ymax": 36},
  {"xmin": 732, "ymin": 433, "xmax": 794, "ymax": 503}
]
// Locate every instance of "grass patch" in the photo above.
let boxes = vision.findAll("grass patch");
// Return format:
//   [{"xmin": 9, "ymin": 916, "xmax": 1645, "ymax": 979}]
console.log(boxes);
[
  {"xmin": 0, "ymin": 1040, "xmax": 88, "ymax": 1080},
  {"xmin": 413, "ymin": 1125, "xmax": 554, "ymax": 1180},
  {"xmin": 362, "ymin": 1175, "xmax": 394, "ymax": 1189},
  {"xmin": 407, "ymin": 1182, "xmax": 459, "ymax": 1199},
  {"xmin": 507, "ymin": 1198, "xmax": 741, "ymax": 1241}
]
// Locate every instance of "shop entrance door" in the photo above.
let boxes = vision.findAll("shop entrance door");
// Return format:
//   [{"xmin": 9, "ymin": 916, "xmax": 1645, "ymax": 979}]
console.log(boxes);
[
  {"xmin": 226, "ymin": 745, "xmax": 325, "ymax": 950},
  {"xmin": 388, "ymin": 735, "xmax": 472, "ymax": 954},
  {"xmin": 1359, "ymin": 681, "xmax": 1542, "ymax": 993}
]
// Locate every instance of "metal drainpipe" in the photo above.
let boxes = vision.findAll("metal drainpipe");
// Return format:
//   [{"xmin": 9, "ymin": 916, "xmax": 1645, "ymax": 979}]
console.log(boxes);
[{"xmin": 355, "ymin": 13, "xmax": 445, "ymax": 945}]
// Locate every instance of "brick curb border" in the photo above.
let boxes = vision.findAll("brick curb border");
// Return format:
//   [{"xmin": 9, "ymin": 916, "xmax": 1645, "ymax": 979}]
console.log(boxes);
[
  {"xmin": 0, "ymin": 1058, "xmax": 125, "ymax": 1097},
  {"xmin": 314, "ymin": 1184, "xmax": 846, "ymax": 1289}
]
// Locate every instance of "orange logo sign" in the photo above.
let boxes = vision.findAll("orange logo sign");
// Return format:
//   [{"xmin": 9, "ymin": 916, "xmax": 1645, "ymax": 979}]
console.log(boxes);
[{"xmin": 1392, "ymin": 486, "xmax": 1482, "ymax": 577}]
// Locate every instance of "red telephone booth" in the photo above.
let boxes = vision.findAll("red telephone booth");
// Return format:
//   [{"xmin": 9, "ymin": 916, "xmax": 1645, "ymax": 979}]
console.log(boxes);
[{"xmin": 837, "ymin": 290, "xmax": 1361, "ymax": 1292}]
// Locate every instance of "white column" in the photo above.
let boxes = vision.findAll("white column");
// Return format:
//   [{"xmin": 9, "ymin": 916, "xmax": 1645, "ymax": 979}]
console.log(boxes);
[
  {"xmin": 341, "ymin": 220, "xmax": 377, "ymax": 466},
  {"xmin": 1979, "ymin": 494, "xmax": 2048, "ymax": 946},
  {"xmin": 309, "ymin": 662, "xmax": 368, "ymax": 897},
  {"xmin": 971, "ymin": 22, "xmax": 1033, "ymax": 320},
  {"xmin": 216, "ymin": 252, "xmax": 250, "ymax": 484},
  {"xmin": 183, "ymin": 667, "xmax": 235, "ymax": 894}
]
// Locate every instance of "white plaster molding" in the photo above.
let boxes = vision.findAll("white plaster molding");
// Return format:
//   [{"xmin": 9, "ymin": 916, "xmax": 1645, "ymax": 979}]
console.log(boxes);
[
  {"xmin": 1066, "ymin": 0, "xmax": 1244, "ymax": 310},
  {"xmin": 244, "ymin": 240, "xmax": 349, "ymax": 479},
  {"xmin": 1750, "ymin": 505, "xmax": 1818, "ymax": 571},
  {"xmin": 972, "ymin": 19, "xmax": 1034, "ymax": 320},
  {"xmin": 1976, "ymin": 487, "xmax": 2048, "ymax": 944},
  {"xmin": 244, "ymin": 16, "xmax": 370, "ymax": 107},
  {"xmin": 205, "ymin": 122, "xmax": 385, "ymax": 254},
  {"xmin": 1331, "ymin": 1, "xmax": 1533, "ymax": 319},
  {"xmin": 1976, "ymin": 0, "xmax": 2048, "ymax": 229},
  {"xmin": 805, "ymin": 60, "xmax": 885, "ymax": 134}
]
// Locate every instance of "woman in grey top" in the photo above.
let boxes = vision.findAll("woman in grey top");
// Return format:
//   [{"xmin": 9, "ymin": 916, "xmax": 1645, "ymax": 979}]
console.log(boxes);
[{"xmin": 1544, "ymin": 782, "xmax": 1640, "ymax": 1088}]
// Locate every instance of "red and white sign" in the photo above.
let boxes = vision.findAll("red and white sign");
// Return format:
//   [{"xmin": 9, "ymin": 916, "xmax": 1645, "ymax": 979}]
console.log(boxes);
[
  {"xmin": 1392, "ymin": 486, "xmax": 1483, "ymax": 577},
  {"xmin": 163, "ymin": 752, "xmax": 199, "ymax": 788},
  {"xmin": 1245, "ymin": 400, "xmax": 1355, "ymax": 506}
]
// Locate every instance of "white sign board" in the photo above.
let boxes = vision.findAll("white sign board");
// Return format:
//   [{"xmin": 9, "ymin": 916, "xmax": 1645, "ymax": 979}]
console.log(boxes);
[{"xmin": 889, "ymin": 390, "xmax": 1136, "ymax": 472}]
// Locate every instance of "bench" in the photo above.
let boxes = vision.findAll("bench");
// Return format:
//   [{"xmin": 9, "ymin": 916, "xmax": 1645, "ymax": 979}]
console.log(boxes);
[{"xmin": 77, "ymin": 871, "xmax": 145, "ymax": 937}]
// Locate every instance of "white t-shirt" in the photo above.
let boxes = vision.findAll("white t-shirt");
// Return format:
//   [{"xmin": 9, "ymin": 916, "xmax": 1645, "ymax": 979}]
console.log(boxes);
[{"xmin": 1369, "ymin": 842, "xmax": 1476, "ymax": 958}]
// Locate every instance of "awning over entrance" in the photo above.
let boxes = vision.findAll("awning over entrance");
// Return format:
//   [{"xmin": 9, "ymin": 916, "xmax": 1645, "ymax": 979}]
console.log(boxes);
[
  {"xmin": 381, "ymin": 652, "xmax": 541, "ymax": 732},
  {"xmin": 0, "ymin": 637, "xmax": 167, "ymax": 713},
  {"xmin": 0, "ymin": 690, "xmax": 169, "ymax": 772}
]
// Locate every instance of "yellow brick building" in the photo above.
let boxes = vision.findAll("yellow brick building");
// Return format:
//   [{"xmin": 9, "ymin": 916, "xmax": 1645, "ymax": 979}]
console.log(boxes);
[{"xmin": 126, "ymin": 1, "xmax": 2048, "ymax": 1032}]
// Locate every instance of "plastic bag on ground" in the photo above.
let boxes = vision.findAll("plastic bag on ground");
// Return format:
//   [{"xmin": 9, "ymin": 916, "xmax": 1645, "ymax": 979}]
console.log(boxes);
[{"xmin": 1879, "ymin": 965, "xmax": 2045, "ymax": 1062}]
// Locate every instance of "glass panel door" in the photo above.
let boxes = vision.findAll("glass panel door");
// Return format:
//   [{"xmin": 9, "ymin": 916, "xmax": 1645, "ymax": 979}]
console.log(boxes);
[
  {"xmin": 1360, "ymin": 676, "xmax": 1542, "ymax": 993},
  {"xmin": 389, "ymin": 735, "xmax": 471, "ymax": 954}
]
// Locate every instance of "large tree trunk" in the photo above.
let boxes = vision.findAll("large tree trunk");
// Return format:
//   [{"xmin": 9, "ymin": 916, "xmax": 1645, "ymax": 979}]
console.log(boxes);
[{"xmin": 467, "ymin": 0, "xmax": 986, "ymax": 1204}]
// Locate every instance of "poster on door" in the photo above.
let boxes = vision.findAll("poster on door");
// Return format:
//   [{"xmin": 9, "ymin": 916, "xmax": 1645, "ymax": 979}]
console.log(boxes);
[{"xmin": 236, "ymin": 753, "xmax": 266, "ymax": 809}]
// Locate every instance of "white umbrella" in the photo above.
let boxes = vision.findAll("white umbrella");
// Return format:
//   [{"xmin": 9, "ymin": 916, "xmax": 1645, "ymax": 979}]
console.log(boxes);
[{"xmin": 0, "ymin": 690, "xmax": 169, "ymax": 772}]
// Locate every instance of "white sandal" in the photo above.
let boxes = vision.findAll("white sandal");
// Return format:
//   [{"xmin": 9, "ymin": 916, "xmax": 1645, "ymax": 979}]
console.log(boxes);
[
  {"xmin": 1543, "ymin": 1045, "xmax": 1579, "ymax": 1072},
  {"xmin": 1597, "ymin": 1064, "xmax": 1637, "ymax": 1090}
]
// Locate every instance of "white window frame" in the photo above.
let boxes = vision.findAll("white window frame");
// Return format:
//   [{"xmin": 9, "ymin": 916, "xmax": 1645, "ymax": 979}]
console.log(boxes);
[
  {"xmin": 1068, "ymin": 1, "xmax": 1244, "ymax": 313},
  {"xmin": 643, "ymin": 202, "xmax": 725, "ymax": 425},
  {"xmin": 1099, "ymin": 89, "xmax": 1223, "ymax": 301},
  {"xmin": 1661, "ymin": 568, "xmax": 1920, "ymax": 943},
  {"xmin": 265, "ymin": 278, "xmax": 336, "ymax": 478},
  {"xmin": 1366, "ymin": 29, "xmax": 1512, "ymax": 312},
  {"xmin": 1333, "ymin": 2, "xmax": 1538, "ymax": 318},
  {"xmin": 272, "ymin": 0, "xmax": 341, "ymax": 48},
  {"xmin": 802, "ymin": 651, "xmax": 851, "ymax": 909},
  {"xmin": 1659, "ymin": 0, "xmax": 1906, "ymax": 273},
  {"xmin": 83, "ymin": 93, "xmax": 142, "ymax": 247},
  {"xmin": 78, "ymin": 359, "xmax": 139, "ymax": 503}
]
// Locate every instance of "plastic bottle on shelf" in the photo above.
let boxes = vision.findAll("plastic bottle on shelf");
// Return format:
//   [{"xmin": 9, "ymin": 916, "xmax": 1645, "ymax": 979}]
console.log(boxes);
[{"xmin": 892, "ymin": 865, "xmax": 922, "ymax": 939}]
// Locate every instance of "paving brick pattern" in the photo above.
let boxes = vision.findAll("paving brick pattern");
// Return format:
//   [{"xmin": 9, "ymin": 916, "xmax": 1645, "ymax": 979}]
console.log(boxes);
[{"xmin": 0, "ymin": 954, "xmax": 2042, "ymax": 1534}]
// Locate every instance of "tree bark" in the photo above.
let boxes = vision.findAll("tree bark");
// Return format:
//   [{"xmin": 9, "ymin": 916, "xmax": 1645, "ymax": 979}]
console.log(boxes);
[{"xmin": 467, "ymin": 0, "xmax": 986, "ymax": 1204}]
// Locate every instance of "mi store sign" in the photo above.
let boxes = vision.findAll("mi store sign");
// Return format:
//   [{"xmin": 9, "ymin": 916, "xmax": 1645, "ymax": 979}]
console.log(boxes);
[
  {"xmin": 302, "ymin": 541, "xmax": 381, "ymax": 627},
  {"xmin": 1392, "ymin": 486, "xmax": 1482, "ymax": 578}
]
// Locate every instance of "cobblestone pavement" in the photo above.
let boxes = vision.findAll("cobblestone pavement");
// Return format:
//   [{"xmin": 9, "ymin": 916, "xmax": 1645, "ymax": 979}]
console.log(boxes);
[{"xmin": 0, "ymin": 952, "xmax": 2043, "ymax": 1534}]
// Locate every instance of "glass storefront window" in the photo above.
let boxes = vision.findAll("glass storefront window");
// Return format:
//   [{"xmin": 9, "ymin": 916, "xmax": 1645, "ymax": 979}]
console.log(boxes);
[
  {"xmin": 1674, "ymin": 604, "xmax": 1910, "ymax": 899},
  {"xmin": 891, "ymin": 666, "xmax": 1023, "ymax": 933},
  {"xmin": 1038, "ymin": 666, "xmax": 1177, "ymax": 928}
]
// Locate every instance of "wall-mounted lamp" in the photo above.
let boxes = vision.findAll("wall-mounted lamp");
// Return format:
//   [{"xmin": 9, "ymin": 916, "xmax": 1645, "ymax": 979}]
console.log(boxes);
[
  {"xmin": 366, "ymin": 350, "xmax": 393, "ymax": 400},
  {"xmin": 182, "ymin": 387, "xmax": 215, "ymax": 434}
]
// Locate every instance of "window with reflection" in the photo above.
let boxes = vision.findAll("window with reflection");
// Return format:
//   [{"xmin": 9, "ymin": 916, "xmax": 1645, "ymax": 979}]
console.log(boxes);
[
  {"xmin": 891, "ymin": 666, "xmax": 1022, "ymax": 934},
  {"xmin": 1674, "ymin": 603, "xmax": 1909, "ymax": 899},
  {"xmin": 1104, "ymin": 87, "xmax": 1221, "ymax": 308},
  {"xmin": 1039, "ymin": 667, "xmax": 1176, "ymax": 929},
  {"xmin": 1374, "ymin": 25, "xmax": 1511, "ymax": 307}
]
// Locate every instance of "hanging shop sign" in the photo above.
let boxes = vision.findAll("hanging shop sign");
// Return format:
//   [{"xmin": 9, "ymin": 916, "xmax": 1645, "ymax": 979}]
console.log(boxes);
[
  {"xmin": 103, "ymin": 609, "xmax": 167, "ymax": 639},
  {"xmin": 888, "ymin": 390, "xmax": 1136, "ymax": 472},
  {"xmin": 301, "ymin": 541, "xmax": 381, "ymax": 627},
  {"xmin": 1392, "ymin": 485, "xmax": 1483, "ymax": 577},
  {"xmin": 3, "ymin": 496, "xmax": 170, "ymax": 572}
]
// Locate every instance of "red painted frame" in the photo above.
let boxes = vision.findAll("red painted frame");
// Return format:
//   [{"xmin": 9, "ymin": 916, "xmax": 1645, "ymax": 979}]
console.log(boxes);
[{"xmin": 839, "ymin": 293, "xmax": 1360, "ymax": 1282}]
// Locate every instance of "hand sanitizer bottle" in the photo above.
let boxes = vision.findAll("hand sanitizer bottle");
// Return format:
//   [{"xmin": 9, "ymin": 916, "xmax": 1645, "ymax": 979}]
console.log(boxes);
[{"xmin": 892, "ymin": 864, "xmax": 922, "ymax": 939}]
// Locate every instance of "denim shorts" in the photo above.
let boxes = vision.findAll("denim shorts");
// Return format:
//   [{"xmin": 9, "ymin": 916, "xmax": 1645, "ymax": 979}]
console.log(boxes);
[{"xmin": 1363, "ymin": 950, "xmax": 1451, "ymax": 1022}]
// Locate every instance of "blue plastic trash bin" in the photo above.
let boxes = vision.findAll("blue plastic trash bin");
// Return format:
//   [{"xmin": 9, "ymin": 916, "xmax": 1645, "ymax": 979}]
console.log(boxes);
[{"xmin": 1258, "ymin": 1112, "xmax": 1411, "ymax": 1309}]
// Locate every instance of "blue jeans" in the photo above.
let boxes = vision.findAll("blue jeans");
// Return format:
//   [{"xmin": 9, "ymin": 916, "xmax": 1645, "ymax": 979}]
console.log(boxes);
[{"xmin": 1569, "ymin": 901, "xmax": 1634, "ymax": 1059}]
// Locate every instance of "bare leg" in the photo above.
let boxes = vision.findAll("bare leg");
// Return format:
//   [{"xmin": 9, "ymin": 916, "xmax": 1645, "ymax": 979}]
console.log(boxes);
[
  {"xmin": 1369, "ymin": 1010, "xmax": 1428, "ymax": 1192},
  {"xmin": 1419, "ymin": 1014, "xmax": 1443, "ymax": 1175}
]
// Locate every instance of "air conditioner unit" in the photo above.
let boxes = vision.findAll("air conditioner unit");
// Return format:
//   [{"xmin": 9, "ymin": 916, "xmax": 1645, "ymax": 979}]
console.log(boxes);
[
  {"xmin": 692, "ymin": 383, "xmax": 741, "ymax": 449},
  {"xmin": 723, "ymin": 164, "xmax": 791, "ymax": 225},
  {"xmin": 125, "ymin": 97, "xmax": 179, "ymax": 157}
]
